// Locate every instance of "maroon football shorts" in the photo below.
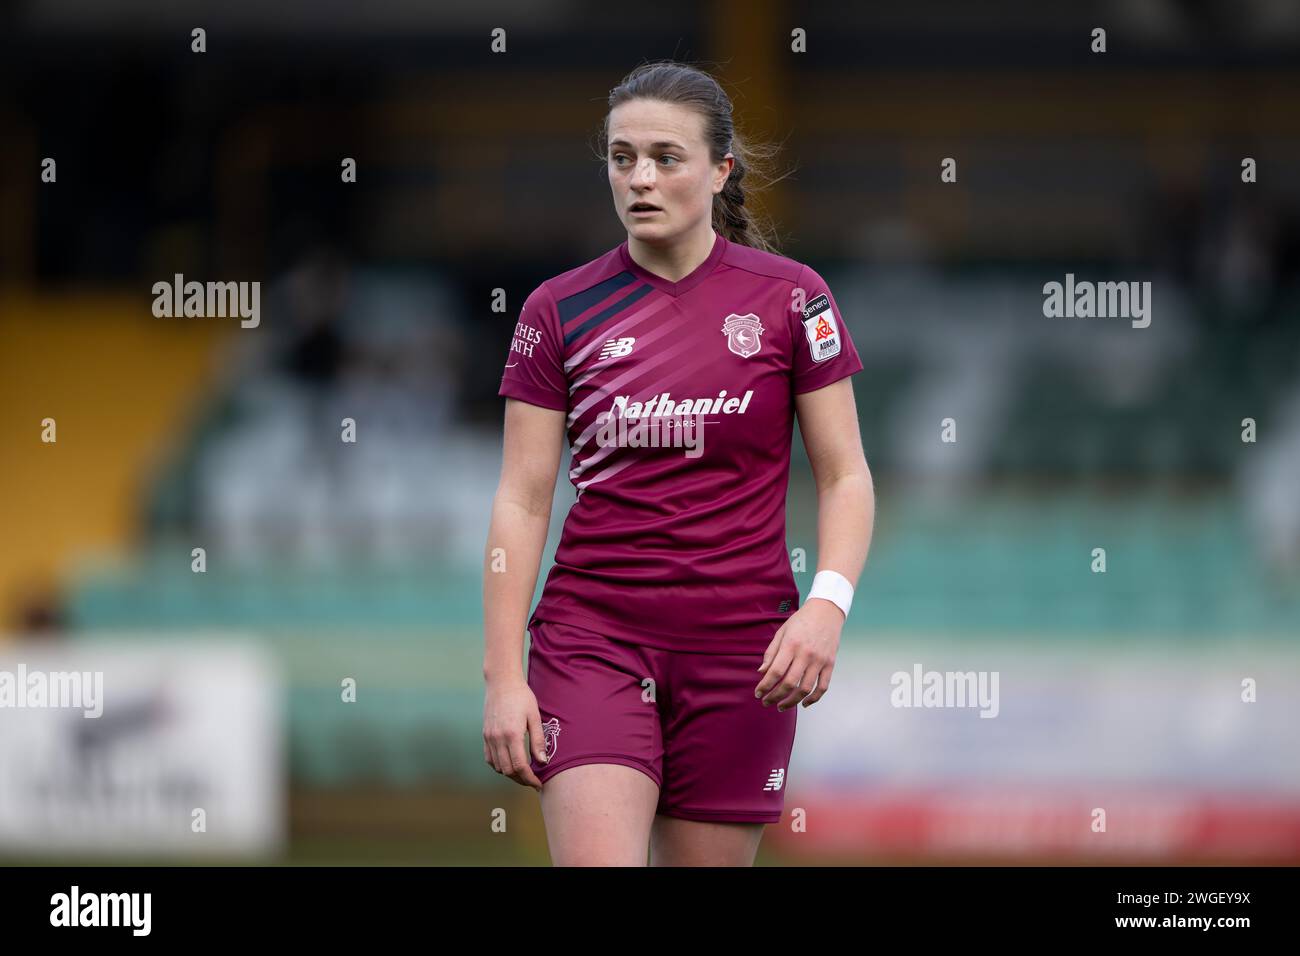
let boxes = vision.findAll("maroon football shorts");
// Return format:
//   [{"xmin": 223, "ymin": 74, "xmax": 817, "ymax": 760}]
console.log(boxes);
[{"xmin": 525, "ymin": 617, "xmax": 798, "ymax": 823}]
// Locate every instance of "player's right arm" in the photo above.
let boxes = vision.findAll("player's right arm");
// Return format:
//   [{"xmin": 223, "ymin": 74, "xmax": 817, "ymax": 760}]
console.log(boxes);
[{"xmin": 482, "ymin": 397, "xmax": 565, "ymax": 790}]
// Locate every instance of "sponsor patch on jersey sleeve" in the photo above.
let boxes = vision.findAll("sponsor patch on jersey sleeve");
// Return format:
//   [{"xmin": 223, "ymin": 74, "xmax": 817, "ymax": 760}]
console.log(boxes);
[{"xmin": 801, "ymin": 293, "xmax": 841, "ymax": 363}]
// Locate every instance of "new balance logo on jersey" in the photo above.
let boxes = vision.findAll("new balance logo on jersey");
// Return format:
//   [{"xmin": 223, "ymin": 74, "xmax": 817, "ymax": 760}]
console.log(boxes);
[
  {"xmin": 598, "ymin": 337, "xmax": 636, "ymax": 360},
  {"xmin": 763, "ymin": 768, "xmax": 786, "ymax": 792}
]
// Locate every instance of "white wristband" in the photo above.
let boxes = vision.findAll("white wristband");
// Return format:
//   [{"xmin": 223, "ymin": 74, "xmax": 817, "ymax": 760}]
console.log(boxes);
[{"xmin": 808, "ymin": 569, "xmax": 853, "ymax": 619}]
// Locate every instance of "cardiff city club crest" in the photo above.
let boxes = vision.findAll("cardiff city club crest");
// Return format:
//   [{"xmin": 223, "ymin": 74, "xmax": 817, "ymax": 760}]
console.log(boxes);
[
  {"xmin": 721, "ymin": 313, "xmax": 764, "ymax": 358},
  {"xmin": 541, "ymin": 717, "xmax": 561, "ymax": 762}
]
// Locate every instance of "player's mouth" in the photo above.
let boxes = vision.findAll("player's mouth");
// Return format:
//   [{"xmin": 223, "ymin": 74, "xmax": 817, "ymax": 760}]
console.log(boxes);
[{"xmin": 629, "ymin": 201, "xmax": 662, "ymax": 217}]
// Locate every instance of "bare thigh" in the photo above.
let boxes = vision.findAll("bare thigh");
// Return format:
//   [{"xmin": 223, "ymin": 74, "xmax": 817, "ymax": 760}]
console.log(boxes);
[
  {"xmin": 649, "ymin": 816, "xmax": 766, "ymax": 866},
  {"xmin": 538, "ymin": 763, "xmax": 661, "ymax": 866}
]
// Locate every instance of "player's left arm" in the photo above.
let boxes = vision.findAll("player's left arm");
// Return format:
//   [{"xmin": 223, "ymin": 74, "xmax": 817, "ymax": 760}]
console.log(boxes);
[{"xmin": 756, "ymin": 377, "xmax": 874, "ymax": 709}]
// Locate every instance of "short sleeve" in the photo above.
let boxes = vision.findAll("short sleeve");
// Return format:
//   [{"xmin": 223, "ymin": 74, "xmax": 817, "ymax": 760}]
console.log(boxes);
[
  {"xmin": 498, "ymin": 282, "xmax": 568, "ymax": 411},
  {"xmin": 791, "ymin": 263, "xmax": 863, "ymax": 394}
]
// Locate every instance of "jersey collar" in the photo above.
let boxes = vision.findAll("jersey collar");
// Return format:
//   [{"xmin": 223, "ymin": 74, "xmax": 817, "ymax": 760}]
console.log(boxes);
[{"xmin": 618, "ymin": 231, "xmax": 727, "ymax": 298}]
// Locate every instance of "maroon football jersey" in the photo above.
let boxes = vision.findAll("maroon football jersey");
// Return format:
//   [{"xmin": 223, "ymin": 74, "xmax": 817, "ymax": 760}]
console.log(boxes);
[{"xmin": 499, "ymin": 231, "xmax": 863, "ymax": 652}]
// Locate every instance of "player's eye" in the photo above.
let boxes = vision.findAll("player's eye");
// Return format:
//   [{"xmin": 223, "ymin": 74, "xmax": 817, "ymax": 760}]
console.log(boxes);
[{"xmin": 610, "ymin": 153, "xmax": 678, "ymax": 167}]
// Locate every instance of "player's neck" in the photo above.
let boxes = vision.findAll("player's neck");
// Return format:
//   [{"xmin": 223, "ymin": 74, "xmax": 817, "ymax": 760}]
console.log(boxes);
[{"xmin": 626, "ymin": 226, "xmax": 718, "ymax": 284}]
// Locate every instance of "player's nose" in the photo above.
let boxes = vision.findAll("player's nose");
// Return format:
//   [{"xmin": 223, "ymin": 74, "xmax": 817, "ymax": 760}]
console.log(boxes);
[{"xmin": 632, "ymin": 156, "xmax": 656, "ymax": 186}]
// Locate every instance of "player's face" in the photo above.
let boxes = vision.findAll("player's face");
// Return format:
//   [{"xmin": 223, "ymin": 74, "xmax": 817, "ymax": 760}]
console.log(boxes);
[{"xmin": 607, "ymin": 99, "xmax": 732, "ymax": 244}]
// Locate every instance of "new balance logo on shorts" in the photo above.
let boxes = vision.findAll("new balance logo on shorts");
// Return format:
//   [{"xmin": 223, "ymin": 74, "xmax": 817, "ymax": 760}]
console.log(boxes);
[
  {"xmin": 764, "ymin": 768, "xmax": 786, "ymax": 791},
  {"xmin": 598, "ymin": 337, "xmax": 635, "ymax": 360}
]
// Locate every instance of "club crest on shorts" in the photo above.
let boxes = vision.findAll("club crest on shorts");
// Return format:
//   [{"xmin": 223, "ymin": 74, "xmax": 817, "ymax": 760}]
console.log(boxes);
[
  {"xmin": 721, "ymin": 313, "xmax": 764, "ymax": 358},
  {"xmin": 541, "ymin": 717, "xmax": 561, "ymax": 761}
]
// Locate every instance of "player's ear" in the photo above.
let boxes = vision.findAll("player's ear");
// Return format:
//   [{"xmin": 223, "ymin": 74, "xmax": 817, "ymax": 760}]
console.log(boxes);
[{"xmin": 717, "ymin": 152, "xmax": 735, "ymax": 191}]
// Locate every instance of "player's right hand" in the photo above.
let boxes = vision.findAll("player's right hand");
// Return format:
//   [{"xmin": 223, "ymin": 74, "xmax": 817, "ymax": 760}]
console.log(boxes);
[{"xmin": 483, "ymin": 675, "xmax": 547, "ymax": 790}]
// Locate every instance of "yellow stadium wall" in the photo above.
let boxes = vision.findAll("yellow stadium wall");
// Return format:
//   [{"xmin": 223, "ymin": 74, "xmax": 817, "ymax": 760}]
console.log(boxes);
[{"xmin": 0, "ymin": 293, "xmax": 228, "ymax": 636}]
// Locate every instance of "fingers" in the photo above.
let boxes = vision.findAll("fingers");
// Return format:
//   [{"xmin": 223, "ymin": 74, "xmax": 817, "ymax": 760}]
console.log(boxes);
[
  {"xmin": 754, "ymin": 643, "xmax": 793, "ymax": 699},
  {"xmin": 772, "ymin": 664, "xmax": 817, "ymax": 710},
  {"xmin": 757, "ymin": 656, "xmax": 801, "ymax": 707},
  {"xmin": 757, "ymin": 625, "xmax": 785, "ymax": 675},
  {"xmin": 758, "ymin": 649, "xmax": 832, "ymax": 711},
  {"xmin": 490, "ymin": 738, "xmax": 514, "ymax": 777},
  {"xmin": 507, "ymin": 735, "xmax": 544, "ymax": 790},
  {"xmin": 756, "ymin": 621, "xmax": 839, "ymax": 710},
  {"xmin": 527, "ymin": 709, "xmax": 549, "ymax": 765},
  {"xmin": 484, "ymin": 730, "xmax": 545, "ymax": 790},
  {"xmin": 801, "ymin": 661, "xmax": 834, "ymax": 707},
  {"xmin": 760, "ymin": 658, "xmax": 807, "ymax": 710}
]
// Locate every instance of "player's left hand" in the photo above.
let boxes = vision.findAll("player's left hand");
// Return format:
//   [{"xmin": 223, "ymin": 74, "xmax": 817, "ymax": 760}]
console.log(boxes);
[{"xmin": 754, "ymin": 599, "xmax": 842, "ymax": 711}]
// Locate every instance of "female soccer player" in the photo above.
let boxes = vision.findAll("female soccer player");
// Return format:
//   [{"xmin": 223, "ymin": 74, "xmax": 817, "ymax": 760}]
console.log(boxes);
[{"xmin": 483, "ymin": 61, "xmax": 874, "ymax": 866}]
